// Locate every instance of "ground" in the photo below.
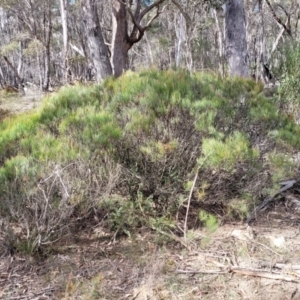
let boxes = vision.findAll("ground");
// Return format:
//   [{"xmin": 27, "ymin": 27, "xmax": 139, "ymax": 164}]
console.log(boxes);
[
  {"xmin": 0, "ymin": 88, "xmax": 43, "ymax": 116},
  {"xmin": 1, "ymin": 221, "xmax": 300, "ymax": 300},
  {"xmin": 1, "ymin": 91, "xmax": 300, "ymax": 300}
]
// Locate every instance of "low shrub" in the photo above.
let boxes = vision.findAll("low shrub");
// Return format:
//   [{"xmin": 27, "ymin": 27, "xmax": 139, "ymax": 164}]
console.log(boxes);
[{"xmin": 0, "ymin": 69, "xmax": 299, "ymax": 254}]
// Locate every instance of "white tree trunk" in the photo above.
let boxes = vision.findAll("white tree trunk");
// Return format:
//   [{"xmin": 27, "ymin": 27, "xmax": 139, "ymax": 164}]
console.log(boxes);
[{"xmin": 60, "ymin": 0, "xmax": 68, "ymax": 83}]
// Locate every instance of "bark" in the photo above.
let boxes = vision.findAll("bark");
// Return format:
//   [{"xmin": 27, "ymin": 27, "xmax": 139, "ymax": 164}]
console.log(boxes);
[
  {"xmin": 42, "ymin": 1, "xmax": 52, "ymax": 92},
  {"xmin": 60, "ymin": 0, "xmax": 69, "ymax": 84},
  {"xmin": 81, "ymin": 0, "xmax": 112, "ymax": 81},
  {"xmin": 213, "ymin": 9, "xmax": 225, "ymax": 76},
  {"xmin": 111, "ymin": 0, "xmax": 130, "ymax": 77},
  {"xmin": 225, "ymin": 0, "xmax": 249, "ymax": 77},
  {"xmin": 3, "ymin": 56, "xmax": 25, "ymax": 94},
  {"xmin": 111, "ymin": 0, "xmax": 166, "ymax": 77}
]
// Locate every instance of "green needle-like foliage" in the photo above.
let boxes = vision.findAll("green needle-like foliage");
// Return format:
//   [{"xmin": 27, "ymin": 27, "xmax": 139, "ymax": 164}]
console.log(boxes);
[{"xmin": 0, "ymin": 69, "xmax": 299, "ymax": 254}]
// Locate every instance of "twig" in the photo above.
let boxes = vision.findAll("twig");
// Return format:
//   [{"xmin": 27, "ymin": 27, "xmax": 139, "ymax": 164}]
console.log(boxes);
[
  {"xmin": 259, "ymin": 261, "xmax": 300, "ymax": 270},
  {"xmin": 153, "ymin": 226, "xmax": 190, "ymax": 250},
  {"xmin": 184, "ymin": 167, "xmax": 199, "ymax": 241},
  {"xmin": 250, "ymin": 239, "xmax": 282, "ymax": 257},
  {"xmin": 176, "ymin": 269, "xmax": 227, "ymax": 274},
  {"xmin": 176, "ymin": 267, "xmax": 300, "ymax": 283},
  {"xmin": 230, "ymin": 266, "xmax": 300, "ymax": 282},
  {"xmin": 4, "ymin": 287, "xmax": 56, "ymax": 300}
]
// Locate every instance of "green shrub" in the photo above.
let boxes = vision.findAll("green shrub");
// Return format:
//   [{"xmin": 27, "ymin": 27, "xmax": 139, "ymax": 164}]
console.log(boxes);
[
  {"xmin": 1, "ymin": 69, "xmax": 300, "ymax": 254},
  {"xmin": 199, "ymin": 210, "xmax": 219, "ymax": 232},
  {"xmin": 276, "ymin": 42, "xmax": 300, "ymax": 105},
  {"xmin": 200, "ymin": 131, "xmax": 259, "ymax": 170}
]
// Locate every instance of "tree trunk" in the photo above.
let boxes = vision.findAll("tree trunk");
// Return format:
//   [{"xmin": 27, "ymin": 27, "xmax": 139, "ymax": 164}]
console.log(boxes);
[
  {"xmin": 60, "ymin": 0, "xmax": 69, "ymax": 84},
  {"xmin": 3, "ymin": 56, "xmax": 25, "ymax": 94},
  {"xmin": 81, "ymin": 0, "xmax": 112, "ymax": 81},
  {"xmin": 42, "ymin": 1, "xmax": 52, "ymax": 91},
  {"xmin": 225, "ymin": 0, "xmax": 248, "ymax": 77},
  {"xmin": 111, "ymin": 0, "xmax": 130, "ymax": 77}
]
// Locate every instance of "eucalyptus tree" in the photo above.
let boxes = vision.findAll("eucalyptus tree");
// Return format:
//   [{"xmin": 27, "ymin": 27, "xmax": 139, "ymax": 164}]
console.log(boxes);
[
  {"xmin": 59, "ymin": 0, "xmax": 69, "ymax": 84},
  {"xmin": 225, "ymin": 0, "xmax": 248, "ymax": 77},
  {"xmin": 81, "ymin": 0, "xmax": 112, "ymax": 81},
  {"xmin": 0, "ymin": 0, "xmax": 54, "ymax": 90},
  {"xmin": 111, "ymin": 0, "xmax": 167, "ymax": 77}
]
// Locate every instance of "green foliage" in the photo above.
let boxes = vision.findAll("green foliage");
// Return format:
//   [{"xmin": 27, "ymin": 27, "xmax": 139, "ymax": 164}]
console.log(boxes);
[
  {"xmin": 199, "ymin": 210, "xmax": 219, "ymax": 232},
  {"xmin": 276, "ymin": 42, "xmax": 300, "ymax": 105},
  {"xmin": 103, "ymin": 194, "xmax": 154, "ymax": 237},
  {"xmin": 267, "ymin": 151, "xmax": 296, "ymax": 184},
  {"xmin": 1, "ymin": 41, "xmax": 19, "ymax": 55},
  {"xmin": 200, "ymin": 131, "xmax": 259, "ymax": 170},
  {"xmin": 1, "ymin": 69, "xmax": 300, "ymax": 254},
  {"xmin": 226, "ymin": 198, "xmax": 249, "ymax": 220}
]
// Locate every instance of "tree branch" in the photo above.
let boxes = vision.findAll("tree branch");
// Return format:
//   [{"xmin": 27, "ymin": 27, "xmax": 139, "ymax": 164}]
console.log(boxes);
[
  {"xmin": 171, "ymin": 0, "xmax": 192, "ymax": 28},
  {"xmin": 127, "ymin": 0, "xmax": 167, "ymax": 45},
  {"xmin": 265, "ymin": 0, "xmax": 292, "ymax": 37}
]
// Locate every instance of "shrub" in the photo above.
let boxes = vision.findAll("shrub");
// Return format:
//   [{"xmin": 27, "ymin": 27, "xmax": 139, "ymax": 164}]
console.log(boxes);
[
  {"xmin": 1, "ymin": 69, "xmax": 300, "ymax": 254},
  {"xmin": 276, "ymin": 42, "xmax": 300, "ymax": 106}
]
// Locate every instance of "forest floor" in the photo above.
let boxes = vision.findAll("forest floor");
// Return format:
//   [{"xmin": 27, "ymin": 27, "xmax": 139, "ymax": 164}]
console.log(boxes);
[
  {"xmin": 1, "ymin": 91, "xmax": 300, "ymax": 300},
  {"xmin": 0, "ymin": 88, "xmax": 44, "ymax": 120},
  {"xmin": 1, "ymin": 217, "xmax": 300, "ymax": 300}
]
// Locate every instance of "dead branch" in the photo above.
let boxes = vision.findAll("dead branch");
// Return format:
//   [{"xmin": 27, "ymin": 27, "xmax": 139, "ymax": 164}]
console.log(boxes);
[
  {"xmin": 230, "ymin": 266, "xmax": 300, "ymax": 282},
  {"xmin": 246, "ymin": 179, "xmax": 297, "ymax": 224},
  {"xmin": 184, "ymin": 167, "xmax": 199, "ymax": 241},
  {"xmin": 176, "ymin": 266, "xmax": 300, "ymax": 283},
  {"xmin": 259, "ymin": 261, "xmax": 300, "ymax": 270},
  {"xmin": 265, "ymin": 0, "xmax": 293, "ymax": 37},
  {"xmin": 176, "ymin": 269, "xmax": 227, "ymax": 274}
]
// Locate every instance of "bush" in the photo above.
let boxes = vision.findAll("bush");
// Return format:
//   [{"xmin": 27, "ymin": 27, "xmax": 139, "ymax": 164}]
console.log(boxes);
[
  {"xmin": 1, "ymin": 69, "xmax": 300, "ymax": 254},
  {"xmin": 276, "ymin": 42, "xmax": 300, "ymax": 104}
]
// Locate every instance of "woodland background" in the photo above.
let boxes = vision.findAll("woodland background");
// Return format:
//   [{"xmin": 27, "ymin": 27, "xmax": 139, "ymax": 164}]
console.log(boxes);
[{"xmin": 0, "ymin": 0, "xmax": 297, "ymax": 89}]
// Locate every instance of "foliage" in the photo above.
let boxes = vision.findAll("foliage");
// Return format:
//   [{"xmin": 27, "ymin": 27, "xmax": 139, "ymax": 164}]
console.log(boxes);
[
  {"xmin": 200, "ymin": 131, "xmax": 259, "ymax": 171},
  {"xmin": 199, "ymin": 209, "xmax": 219, "ymax": 232},
  {"xmin": 276, "ymin": 41, "xmax": 300, "ymax": 106},
  {"xmin": 0, "ymin": 69, "xmax": 299, "ymax": 255}
]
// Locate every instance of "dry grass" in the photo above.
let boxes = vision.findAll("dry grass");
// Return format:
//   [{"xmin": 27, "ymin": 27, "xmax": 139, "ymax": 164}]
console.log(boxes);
[
  {"xmin": 1, "ymin": 218, "xmax": 300, "ymax": 300},
  {"xmin": 0, "ymin": 88, "xmax": 44, "ymax": 116}
]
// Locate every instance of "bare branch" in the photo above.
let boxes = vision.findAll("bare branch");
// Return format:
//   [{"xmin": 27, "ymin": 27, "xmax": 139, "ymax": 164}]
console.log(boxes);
[
  {"xmin": 140, "ymin": 0, "xmax": 167, "ymax": 20},
  {"xmin": 265, "ymin": 0, "xmax": 293, "ymax": 37},
  {"xmin": 127, "ymin": 2, "xmax": 167, "ymax": 45},
  {"xmin": 171, "ymin": 0, "xmax": 192, "ymax": 27}
]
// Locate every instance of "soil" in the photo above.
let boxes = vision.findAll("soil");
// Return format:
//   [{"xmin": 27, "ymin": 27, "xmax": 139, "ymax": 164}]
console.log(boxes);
[
  {"xmin": 0, "ymin": 88, "xmax": 44, "ymax": 118},
  {"xmin": 1, "ymin": 220, "xmax": 300, "ymax": 300}
]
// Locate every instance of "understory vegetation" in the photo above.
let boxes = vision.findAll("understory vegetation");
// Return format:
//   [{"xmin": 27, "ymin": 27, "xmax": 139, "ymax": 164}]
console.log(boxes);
[{"xmin": 0, "ymin": 69, "xmax": 300, "ymax": 255}]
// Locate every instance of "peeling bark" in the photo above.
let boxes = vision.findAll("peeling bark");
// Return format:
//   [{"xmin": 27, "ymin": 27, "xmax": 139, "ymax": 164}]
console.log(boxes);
[{"xmin": 81, "ymin": 0, "xmax": 112, "ymax": 81}]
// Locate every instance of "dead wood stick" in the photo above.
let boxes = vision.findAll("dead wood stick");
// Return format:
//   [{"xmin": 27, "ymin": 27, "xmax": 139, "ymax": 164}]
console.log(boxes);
[
  {"xmin": 184, "ymin": 167, "xmax": 199, "ymax": 241},
  {"xmin": 177, "ymin": 266, "xmax": 300, "ymax": 282},
  {"xmin": 259, "ymin": 261, "xmax": 300, "ymax": 270},
  {"xmin": 4, "ymin": 287, "xmax": 56, "ymax": 300},
  {"xmin": 176, "ymin": 269, "xmax": 227, "ymax": 274},
  {"xmin": 230, "ymin": 266, "xmax": 300, "ymax": 282},
  {"xmin": 247, "ymin": 179, "xmax": 297, "ymax": 224}
]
